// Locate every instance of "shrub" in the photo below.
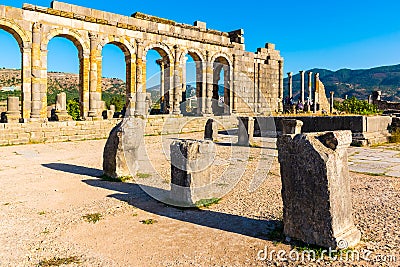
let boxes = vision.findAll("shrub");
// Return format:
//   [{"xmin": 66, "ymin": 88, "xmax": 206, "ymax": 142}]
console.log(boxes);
[
  {"xmin": 67, "ymin": 97, "xmax": 80, "ymax": 120},
  {"xmin": 333, "ymin": 97, "xmax": 380, "ymax": 115}
]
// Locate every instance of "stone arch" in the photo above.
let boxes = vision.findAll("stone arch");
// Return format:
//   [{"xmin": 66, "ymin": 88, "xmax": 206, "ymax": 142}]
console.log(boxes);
[
  {"xmin": 179, "ymin": 48, "xmax": 206, "ymax": 115},
  {"xmin": 178, "ymin": 48, "xmax": 205, "ymax": 64},
  {"xmin": 143, "ymin": 42, "xmax": 174, "ymax": 64},
  {"xmin": 0, "ymin": 18, "xmax": 31, "ymax": 50},
  {"xmin": 210, "ymin": 52, "xmax": 232, "ymax": 67},
  {"xmin": 0, "ymin": 18, "xmax": 32, "ymax": 119},
  {"xmin": 211, "ymin": 53, "xmax": 232, "ymax": 115},
  {"xmin": 143, "ymin": 42, "xmax": 174, "ymax": 114},
  {"xmin": 43, "ymin": 27, "xmax": 90, "ymax": 118},
  {"xmin": 42, "ymin": 27, "xmax": 89, "ymax": 57},
  {"xmin": 97, "ymin": 36, "xmax": 136, "ymax": 111},
  {"xmin": 97, "ymin": 36, "xmax": 135, "ymax": 58}
]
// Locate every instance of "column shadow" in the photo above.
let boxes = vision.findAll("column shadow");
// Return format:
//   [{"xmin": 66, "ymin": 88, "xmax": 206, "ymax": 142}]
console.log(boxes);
[{"xmin": 42, "ymin": 162, "xmax": 283, "ymax": 241}]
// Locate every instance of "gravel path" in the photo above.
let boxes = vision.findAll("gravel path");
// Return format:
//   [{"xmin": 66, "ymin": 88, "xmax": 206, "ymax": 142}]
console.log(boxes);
[{"xmin": 0, "ymin": 135, "xmax": 398, "ymax": 266}]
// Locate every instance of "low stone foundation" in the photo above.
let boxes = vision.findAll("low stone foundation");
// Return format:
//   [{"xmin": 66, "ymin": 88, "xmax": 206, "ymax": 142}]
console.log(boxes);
[{"xmin": 0, "ymin": 115, "xmax": 238, "ymax": 146}]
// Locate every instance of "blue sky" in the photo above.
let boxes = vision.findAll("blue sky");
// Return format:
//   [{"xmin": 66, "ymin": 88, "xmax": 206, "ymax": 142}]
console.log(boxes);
[{"xmin": 1, "ymin": 0, "xmax": 400, "ymax": 83}]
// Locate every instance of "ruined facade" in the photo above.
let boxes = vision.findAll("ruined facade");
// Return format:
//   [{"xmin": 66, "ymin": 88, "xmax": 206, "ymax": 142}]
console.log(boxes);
[{"xmin": 0, "ymin": 1, "xmax": 284, "ymax": 121}]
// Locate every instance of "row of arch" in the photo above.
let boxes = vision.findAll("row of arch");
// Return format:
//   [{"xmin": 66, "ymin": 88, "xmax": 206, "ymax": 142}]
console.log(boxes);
[{"xmin": 1, "ymin": 19, "xmax": 236, "ymax": 120}]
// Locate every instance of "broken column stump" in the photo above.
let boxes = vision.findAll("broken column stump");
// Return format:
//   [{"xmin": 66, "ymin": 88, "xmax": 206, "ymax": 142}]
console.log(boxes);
[
  {"xmin": 277, "ymin": 130, "xmax": 361, "ymax": 249},
  {"xmin": 204, "ymin": 118, "xmax": 218, "ymax": 141},
  {"xmin": 4, "ymin": 96, "xmax": 21, "ymax": 123},
  {"xmin": 237, "ymin": 117, "xmax": 254, "ymax": 146},
  {"xmin": 103, "ymin": 117, "xmax": 145, "ymax": 179},
  {"xmin": 170, "ymin": 139, "xmax": 215, "ymax": 206},
  {"xmin": 54, "ymin": 92, "xmax": 71, "ymax": 121}
]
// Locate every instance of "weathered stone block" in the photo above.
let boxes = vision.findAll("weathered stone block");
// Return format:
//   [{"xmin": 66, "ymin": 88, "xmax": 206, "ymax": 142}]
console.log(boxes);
[
  {"xmin": 237, "ymin": 117, "xmax": 254, "ymax": 146},
  {"xmin": 282, "ymin": 119, "xmax": 303, "ymax": 134},
  {"xmin": 204, "ymin": 118, "xmax": 218, "ymax": 141},
  {"xmin": 103, "ymin": 117, "xmax": 145, "ymax": 179},
  {"xmin": 170, "ymin": 139, "xmax": 215, "ymax": 206},
  {"xmin": 277, "ymin": 130, "xmax": 361, "ymax": 249}
]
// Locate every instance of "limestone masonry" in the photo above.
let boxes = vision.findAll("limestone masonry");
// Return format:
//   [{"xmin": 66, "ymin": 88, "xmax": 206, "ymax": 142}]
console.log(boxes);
[{"xmin": 0, "ymin": 1, "xmax": 284, "ymax": 120}]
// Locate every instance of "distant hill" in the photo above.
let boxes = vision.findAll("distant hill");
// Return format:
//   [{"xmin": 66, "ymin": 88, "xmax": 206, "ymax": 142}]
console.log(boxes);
[
  {"xmin": 284, "ymin": 64, "xmax": 400, "ymax": 102},
  {"xmin": 0, "ymin": 68, "xmax": 125, "ymax": 95}
]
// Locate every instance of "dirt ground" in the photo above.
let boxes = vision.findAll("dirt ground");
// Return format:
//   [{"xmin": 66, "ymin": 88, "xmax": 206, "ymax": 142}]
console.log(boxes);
[{"xmin": 0, "ymin": 133, "xmax": 398, "ymax": 266}]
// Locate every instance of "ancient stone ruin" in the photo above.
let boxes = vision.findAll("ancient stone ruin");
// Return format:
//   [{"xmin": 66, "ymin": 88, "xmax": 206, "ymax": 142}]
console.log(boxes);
[
  {"xmin": 277, "ymin": 125, "xmax": 361, "ymax": 248},
  {"xmin": 170, "ymin": 139, "xmax": 215, "ymax": 206},
  {"xmin": 0, "ymin": 0, "xmax": 283, "ymax": 121},
  {"xmin": 103, "ymin": 117, "xmax": 145, "ymax": 179},
  {"xmin": 204, "ymin": 118, "xmax": 218, "ymax": 141}
]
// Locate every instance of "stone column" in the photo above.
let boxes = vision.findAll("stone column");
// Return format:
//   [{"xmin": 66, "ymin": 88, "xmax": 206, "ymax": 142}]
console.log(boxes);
[
  {"xmin": 201, "ymin": 61, "xmax": 207, "ymax": 114},
  {"xmin": 173, "ymin": 45, "xmax": 182, "ymax": 115},
  {"xmin": 156, "ymin": 59, "xmax": 165, "ymax": 113},
  {"xmin": 287, "ymin": 72, "xmax": 293, "ymax": 99},
  {"xmin": 330, "ymin": 91, "xmax": 334, "ymax": 113},
  {"xmin": 135, "ymin": 41, "xmax": 146, "ymax": 116},
  {"xmin": 277, "ymin": 130, "xmax": 361, "ymax": 249},
  {"xmin": 170, "ymin": 139, "xmax": 215, "ymax": 206},
  {"xmin": 88, "ymin": 33, "xmax": 101, "ymax": 118},
  {"xmin": 345, "ymin": 94, "xmax": 348, "ymax": 100},
  {"xmin": 21, "ymin": 46, "xmax": 32, "ymax": 120},
  {"xmin": 79, "ymin": 52, "xmax": 90, "ymax": 118},
  {"xmin": 313, "ymin": 73, "xmax": 319, "ymax": 113},
  {"xmin": 368, "ymin": 95, "xmax": 372, "ymax": 104},
  {"xmin": 5, "ymin": 96, "xmax": 21, "ymax": 123},
  {"xmin": 237, "ymin": 117, "xmax": 254, "ymax": 146},
  {"xmin": 206, "ymin": 52, "xmax": 213, "ymax": 114},
  {"xmin": 125, "ymin": 52, "xmax": 136, "ymax": 113},
  {"xmin": 30, "ymin": 22, "xmax": 42, "ymax": 119},
  {"xmin": 299, "ymin": 70, "xmax": 305, "ymax": 103},
  {"xmin": 307, "ymin": 71, "xmax": 313, "ymax": 111}
]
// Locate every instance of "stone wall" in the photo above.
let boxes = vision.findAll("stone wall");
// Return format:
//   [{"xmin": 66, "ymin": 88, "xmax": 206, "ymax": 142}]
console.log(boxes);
[
  {"xmin": 0, "ymin": 1, "xmax": 284, "ymax": 120},
  {"xmin": 0, "ymin": 116, "xmax": 238, "ymax": 146},
  {"xmin": 254, "ymin": 115, "xmax": 392, "ymax": 145}
]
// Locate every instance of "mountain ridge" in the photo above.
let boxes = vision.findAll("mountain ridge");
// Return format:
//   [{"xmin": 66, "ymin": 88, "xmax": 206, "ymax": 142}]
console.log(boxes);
[{"xmin": 284, "ymin": 64, "xmax": 400, "ymax": 102}]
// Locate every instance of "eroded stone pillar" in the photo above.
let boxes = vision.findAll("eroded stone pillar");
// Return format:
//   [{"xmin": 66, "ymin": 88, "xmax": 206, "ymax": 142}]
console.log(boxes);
[
  {"xmin": 287, "ymin": 72, "xmax": 293, "ymax": 99},
  {"xmin": 103, "ymin": 117, "xmax": 145, "ymax": 179},
  {"xmin": 330, "ymin": 91, "xmax": 334, "ymax": 113},
  {"xmin": 277, "ymin": 130, "xmax": 361, "ymax": 249},
  {"xmin": 237, "ymin": 117, "xmax": 254, "ymax": 146},
  {"xmin": 54, "ymin": 92, "xmax": 71, "ymax": 121},
  {"xmin": 299, "ymin": 70, "xmax": 305, "ymax": 103},
  {"xmin": 204, "ymin": 118, "xmax": 218, "ymax": 141},
  {"xmin": 170, "ymin": 139, "xmax": 215, "ymax": 206},
  {"xmin": 5, "ymin": 96, "xmax": 21, "ymax": 123}
]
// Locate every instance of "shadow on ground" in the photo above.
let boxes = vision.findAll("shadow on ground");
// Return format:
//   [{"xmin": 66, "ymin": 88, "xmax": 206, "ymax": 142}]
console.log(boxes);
[
  {"xmin": 43, "ymin": 162, "xmax": 283, "ymax": 241},
  {"xmin": 42, "ymin": 163, "xmax": 103, "ymax": 177}
]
